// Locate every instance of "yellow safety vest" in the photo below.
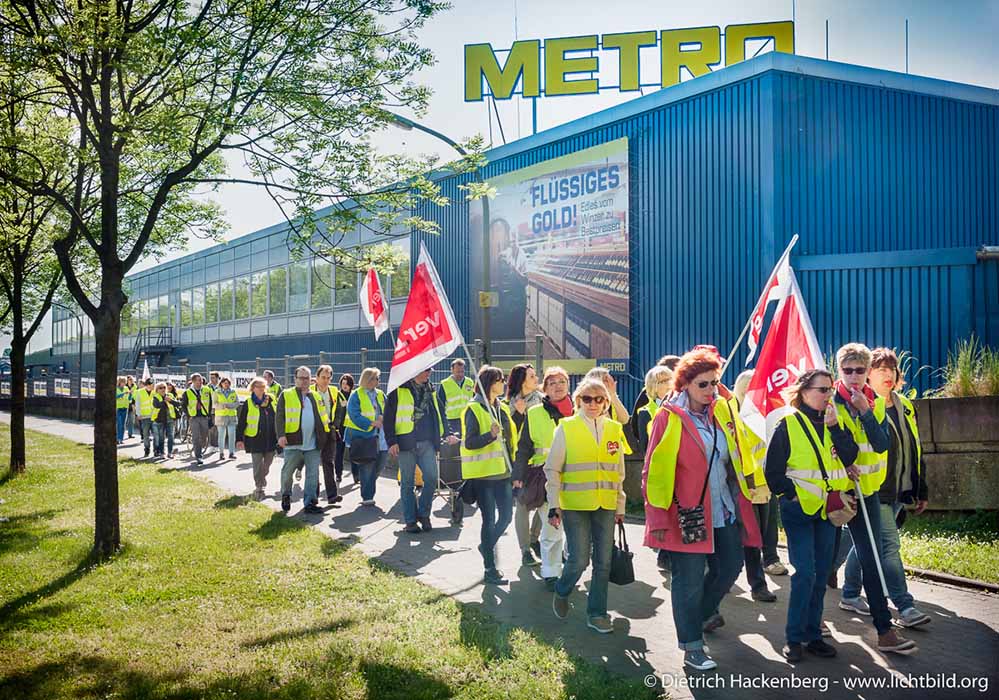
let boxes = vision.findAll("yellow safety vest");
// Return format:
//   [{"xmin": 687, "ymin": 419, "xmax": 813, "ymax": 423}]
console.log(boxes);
[
  {"xmin": 312, "ymin": 385, "xmax": 340, "ymax": 425},
  {"xmin": 711, "ymin": 399, "xmax": 755, "ymax": 502},
  {"xmin": 135, "ymin": 387, "xmax": 155, "ymax": 418},
  {"xmin": 394, "ymin": 386, "xmax": 444, "ymax": 437},
  {"xmin": 343, "ymin": 388, "xmax": 385, "ymax": 434},
  {"xmin": 184, "ymin": 386, "xmax": 212, "ymax": 417},
  {"xmin": 152, "ymin": 394, "xmax": 177, "ymax": 422},
  {"xmin": 558, "ymin": 415, "xmax": 624, "ymax": 511},
  {"xmin": 526, "ymin": 403, "xmax": 559, "ymax": 466},
  {"xmin": 441, "ymin": 376, "xmax": 475, "ymax": 420},
  {"xmin": 895, "ymin": 394, "xmax": 923, "ymax": 479},
  {"xmin": 267, "ymin": 381, "xmax": 282, "ymax": 398},
  {"xmin": 244, "ymin": 400, "xmax": 261, "ymax": 437},
  {"xmin": 607, "ymin": 404, "xmax": 633, "ymax": 455},
  {"xmin": 646, "ymin": 409, "xmax": 684, "ymax": 509},
  {"xmin": 116, "ymin": 387, "xmax": 130, "ymax": 409},
  {"xmin": 282, "ymin": 388, "xmax": 331, "ymax": 436},
  {"xmin": 213, "ymin": 388, "xmax": 238, "ymax": 418},
  {"xmin": 783, "ymin": 410, "xmax": 852, "ymax": 517},
  {"xmin": 835, "ymin": 396, "xmax": 888, "ymax": 497},
  {"xmin": 460, "ymin": 401, "xmax": 511, "ymax": 479}
]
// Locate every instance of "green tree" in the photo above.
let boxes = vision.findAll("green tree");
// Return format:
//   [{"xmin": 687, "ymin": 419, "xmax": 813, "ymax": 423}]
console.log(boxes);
[{"xmin": 0, "ymin": 0, "xmax": 479, "ymax": 557}]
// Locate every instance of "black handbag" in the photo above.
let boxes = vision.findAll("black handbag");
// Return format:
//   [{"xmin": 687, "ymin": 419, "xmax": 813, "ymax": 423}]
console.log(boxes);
[
  {"xmin": 349, "ymin": 435, "xmax": 379, "ymax": 464},
  {"xmin": 677, "ymin": 423, "xmax": 718, "ymax": 545},
  {"xmin": 609, "ymin": 522, "xmax": 635, "ymax": 585},
  {"xmin": 518, "ymin": 466, "xmax": 548, "ymax": 509}
]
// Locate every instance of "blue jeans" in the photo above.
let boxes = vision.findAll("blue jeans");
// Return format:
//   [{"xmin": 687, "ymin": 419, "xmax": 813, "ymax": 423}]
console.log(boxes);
[
  {"xmin": 398, "ymin": 441, "xmax": 439, "ymax": 524},
  {"xmin": 668, "ymin": 523, "xmax": 744, "ymax": 651},
  {"xmin": 780, "ymin": 497, "xmax": 836, "ymax": 644},
  {"xmin": 839, "ymin": 492, "xmax": 894, "ymax": 634},
  {"xmin": 282, "ymin": 448, "xmax": 322, "ymax": 507},
  {"xmin": 125, "ymin": 408, "xmax": 135, "ymax": 437},
  {"xmin": 841, "ymin": 501, "xmax": 914, "ymax": 612},
  {"xmin": 138, "ymin": 418, "xmax": 153, "ymax": 453},
  {"xmin": 355, "ymin": 451, "xmax": 388, "ymax": 502},
  {"xmin": 555, "ymin": 508, "xmax": 616, "ymax": 618},
  {"xmin": 153, "ymin": 422, "xmax": 175, "ymax": 457},
  {"xmin": 475, "ymin": 479, "xmax": 513, "ymax": 571},
  {"xmin": 116, "ymin": 408, "xmax": 128, "ymax": 442},
  {"xmin": 217, "ymin": 422, "xmax": 237, "ymax": 455}
]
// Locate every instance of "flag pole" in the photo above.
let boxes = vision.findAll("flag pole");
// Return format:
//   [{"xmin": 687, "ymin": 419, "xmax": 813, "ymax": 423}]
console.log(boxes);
[{"xmin": 720, "ymin": 234, "xmax": 800, "ymax": 378}]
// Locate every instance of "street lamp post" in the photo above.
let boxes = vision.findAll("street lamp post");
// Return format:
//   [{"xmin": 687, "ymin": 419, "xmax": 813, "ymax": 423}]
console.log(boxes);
[
  {"xmin": 384, "ymin": 112, "xmax": 492, "ymax": 362},
  {"xmin": 52, "ymin": 301, "xmax": 83, "ymax": 422}
]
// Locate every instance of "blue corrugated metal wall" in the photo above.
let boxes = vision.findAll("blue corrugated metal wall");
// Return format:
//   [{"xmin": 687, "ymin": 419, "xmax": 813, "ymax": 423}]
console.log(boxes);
[
  {"xmin": 418, "ymin": 66, "xmax": 997, "ymax": 393},
  {"xmin": 774, "ymin": 72, "xmax": 999, "ymax": 387}
]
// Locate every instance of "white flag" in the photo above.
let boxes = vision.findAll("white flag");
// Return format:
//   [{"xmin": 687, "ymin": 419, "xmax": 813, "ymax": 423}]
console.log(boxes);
[
  {"xmin": 141, "ymin": 358, "xmax": 151, "ymax": 382},
  {"xmin": 360, "ymin": 267, "xmax": 390, "ymax": 340}
]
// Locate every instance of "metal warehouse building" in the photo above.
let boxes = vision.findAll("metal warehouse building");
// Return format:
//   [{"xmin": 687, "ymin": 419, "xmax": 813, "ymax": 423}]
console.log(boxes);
[{"xmin": 45, "ymin": 52, "xmax": 998, "ymax": 393}]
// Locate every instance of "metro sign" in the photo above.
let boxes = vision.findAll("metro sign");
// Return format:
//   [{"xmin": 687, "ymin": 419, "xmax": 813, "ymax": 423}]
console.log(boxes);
[{"xmin": 465, "ymin": 21, "xmax": 794, "ymax": 101}]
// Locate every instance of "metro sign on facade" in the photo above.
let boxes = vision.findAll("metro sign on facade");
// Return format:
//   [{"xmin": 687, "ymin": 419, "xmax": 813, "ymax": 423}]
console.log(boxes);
[{"xmin": 464, "ymin": 20, "xmax": 794, "ymax": 101}]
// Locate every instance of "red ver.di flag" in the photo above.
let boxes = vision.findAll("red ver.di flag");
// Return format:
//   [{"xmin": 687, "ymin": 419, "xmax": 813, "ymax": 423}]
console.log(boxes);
[
  {"xmin": 740, "ymin": 273, "xmax": 824, "ymax": 442},
  {"xmin": 385, "ymin": 243, "xmax": 464, "ymax": 394},
  {"xmin": 360, "ymin": 267, "xmax": 390, "ymax": 340}
]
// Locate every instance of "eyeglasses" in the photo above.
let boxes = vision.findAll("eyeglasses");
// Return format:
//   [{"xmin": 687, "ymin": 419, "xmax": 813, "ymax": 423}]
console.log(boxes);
[
  {"xmin": 806, "ymin": 386, "xmax": 834, "ymax": 394},
  {"xmin": 695, "ymin": 379, "xmax": 720, "ymax": 389},
  {"xmin": 579, "ymin": 395, "xmax": 606, "ymax": 405},
  {"xmin": 841, "ymin": 367, "xmax": 867, "ymax": 375},
  {"xmin": 295, "ymin": 375, "xmax": 310, "ymax": 380}
]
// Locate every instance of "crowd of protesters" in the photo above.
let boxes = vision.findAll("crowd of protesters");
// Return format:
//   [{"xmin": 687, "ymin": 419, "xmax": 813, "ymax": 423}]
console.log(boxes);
[{"xmin": 114, "ymin": 341, "xmax": 931, "ymax": 671}]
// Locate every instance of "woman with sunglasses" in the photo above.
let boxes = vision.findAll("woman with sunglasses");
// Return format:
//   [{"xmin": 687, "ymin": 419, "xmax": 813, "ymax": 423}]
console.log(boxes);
[
  {"xmin": 547, "ymin": 377, "xmax": 627, "ymax": 635},
  {"xmin": 826, "ymin": 343, "xmax": 917, "ymax": 656},
  {"xmin": 764, "ymin": 368, "xmax": 857, "ymax": 662},
  {"xmin": 642, "ymin": 347, "xmax": 761, "ymax": 672}
]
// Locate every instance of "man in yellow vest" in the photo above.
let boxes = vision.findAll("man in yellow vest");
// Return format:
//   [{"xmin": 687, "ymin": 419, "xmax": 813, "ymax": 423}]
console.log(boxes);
[
  {"xmin": 182, "ymin": 373, "xmax": 213, "ymax": 465},
  {"xmin": 386, "ymin": 368, "xmax": 457, "ymax": 533},
  {"xmin": 263, "ymin": 369, "xmax": 282, "ymax": 399},
  {"xmin": 134, "ymin": 377, "xmax": 156, "ymax": 457},
  {"xmin": 437, "ymin": 358, "xmax": 475, "ymax": 435},
  {"xmin": 314, "ymin": 364, "xmax": 344, "ymax": 506},
  {"xmin": 116, "ymin": 376, "xmax": 130, "ymax": 445},
  {"xmin": 276, "ymin": 366, "xmax": 330, "ymax": 515},
  {"xmin": 826, "ymin": 344, "xmax": 897, "ymax": 636},
  {"xmin": 125, "ymin": 375, "xmax": 137, "ymax": 439}
]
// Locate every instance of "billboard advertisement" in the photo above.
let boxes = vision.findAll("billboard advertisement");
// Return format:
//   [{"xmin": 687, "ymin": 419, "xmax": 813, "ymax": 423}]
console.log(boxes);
[{"xmin": 470, "ymin": 137, "xmax": 630, "ymax": 361}]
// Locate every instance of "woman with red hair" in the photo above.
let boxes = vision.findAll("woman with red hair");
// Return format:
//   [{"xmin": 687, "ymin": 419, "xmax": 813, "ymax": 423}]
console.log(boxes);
[{"xmin": 642, "ymin": 347, "xmax": 761, "ymax": 672}]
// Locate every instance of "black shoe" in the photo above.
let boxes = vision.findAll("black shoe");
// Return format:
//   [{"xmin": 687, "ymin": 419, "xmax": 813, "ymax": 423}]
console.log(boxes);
[
  {"xmin": 544, "ymin": 577, "xmax": 557, "ymax": 592},
  {"xmin": 782, "ymin": 643, "xmax": 803, "ymax": 662},
  {"xmin": 404, "ymin": 522, "xmax": 421, "ymax": 534},
  {"xmin": 484, "ymin": 568, "xmax": 508, "ymax": 585},
  {"xmin": 333, "ymin": 495, "xmax": 344, "ymax": 503},
  {"xmin": 531, "ymin": 541, "xmax": 542, "ymax": 559},
  {"xmin": 752, "ymin": 587, "xmax": 778, "ymax": 603},
  {"xmin": 418, "ymin": 517, "xmax": 433, "ymax": 532},
  {"xmin": 143, "ymin": 449, "xmax": 150, "ymax": 458},
  {"xmin": 806, "ymin": 640, "xmax": 837, "ymax": 658},
  {"xmin": 303, "ymin": 504, "xmax": 324, "ymax": 515},
  {"xmin": 281, "ymin": 494, "xmax": 291, "ymax": 512},
  {"xmin": 657, "ymin": 549, "xmax": 671, "ymax": 571},
  {"xmin": 196, "ymin": 459, "xmax": 204, "ymax": 466},
  {"xmin": 522, "ymin": 548, "xmax": 540, "ymax": 567},
  {"xmin": 827, "ymin": 571, "xmax": 838, "ymax": 589}
]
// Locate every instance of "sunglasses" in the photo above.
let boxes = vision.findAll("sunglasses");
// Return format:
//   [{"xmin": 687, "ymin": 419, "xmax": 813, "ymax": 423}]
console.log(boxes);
[
  {"xmin": 841, "ymin": 367, "xmax": 867, "ymax": 375},
  {"xmin": 806, "ymin": 386, "xmax": 834, "ymax": 394},
  {"xmin": 695, "ymin": 379, "xmax": 720, "ymax": 389},
  {"xmin": 579, "ymin": 395, "xmax": 606, "ymax": 405}
]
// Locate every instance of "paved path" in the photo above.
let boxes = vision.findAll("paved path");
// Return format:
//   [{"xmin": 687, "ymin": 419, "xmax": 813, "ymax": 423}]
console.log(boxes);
[{"xmin": 4, "ymin": 412, "xmax": 998, "ymax": 699}]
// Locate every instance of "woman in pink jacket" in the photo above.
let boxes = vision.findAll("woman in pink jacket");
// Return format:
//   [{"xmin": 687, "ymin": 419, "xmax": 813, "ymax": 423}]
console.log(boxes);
[{"xmin": 642, "ymin": 347, "xmax": 761, "ymax": 672}]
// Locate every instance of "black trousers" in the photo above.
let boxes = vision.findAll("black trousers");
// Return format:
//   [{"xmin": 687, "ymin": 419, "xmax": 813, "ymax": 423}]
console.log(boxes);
[
  {"xmin": 744, "ymin": 497, "xmax": 781, "ymax": 591},
  {"xmin": 334, "ymin": 435, "xmax": 346, "ymax": 481},
  {"xmin": 319, "ymin": 437, "xmax": 339, "ymax": 502}
]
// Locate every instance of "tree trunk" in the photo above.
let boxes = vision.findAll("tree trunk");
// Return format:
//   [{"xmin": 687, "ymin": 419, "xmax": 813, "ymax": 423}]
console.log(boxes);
[
  {"xmin": 8, "ymin": 338, "xmax": 27, "ymax": 474},
  {"xmin": 92, "ymin": 307, "xmax": 122, "ymax": 558}
]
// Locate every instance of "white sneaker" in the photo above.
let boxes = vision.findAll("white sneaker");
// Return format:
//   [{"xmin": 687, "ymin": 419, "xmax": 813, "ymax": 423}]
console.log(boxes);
[
  {"xmin": 295, "ymin": 469, "xmax": 302, "ymax": 482},
  {"xmin": 684, "ymin": 650, "xmax": 717, "ymax": 671},
  {"xmin": 764, "ymin": 562, "xmax": 788, "ymax": 576}
]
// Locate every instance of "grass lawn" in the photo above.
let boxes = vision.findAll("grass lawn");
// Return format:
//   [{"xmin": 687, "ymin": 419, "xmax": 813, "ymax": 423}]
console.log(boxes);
[
  {"xmin": 897, "ymin": 511, "xmax": 999, "ymax": 584},
  {"xmin": 0, "ymin": 425, "xmax": 658, "ymax": 700}
]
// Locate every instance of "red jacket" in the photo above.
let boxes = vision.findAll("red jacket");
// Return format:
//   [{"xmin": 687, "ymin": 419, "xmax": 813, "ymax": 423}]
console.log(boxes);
[{"xmin": 642, "ymin": 401, "xmax": 761, "ymax": 554}]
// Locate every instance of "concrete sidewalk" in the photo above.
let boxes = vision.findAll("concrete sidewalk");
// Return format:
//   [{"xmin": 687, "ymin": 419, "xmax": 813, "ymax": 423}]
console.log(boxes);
[{"xmin": 4, "ymin": 412, "xmax": 998, "ymax": 699}]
